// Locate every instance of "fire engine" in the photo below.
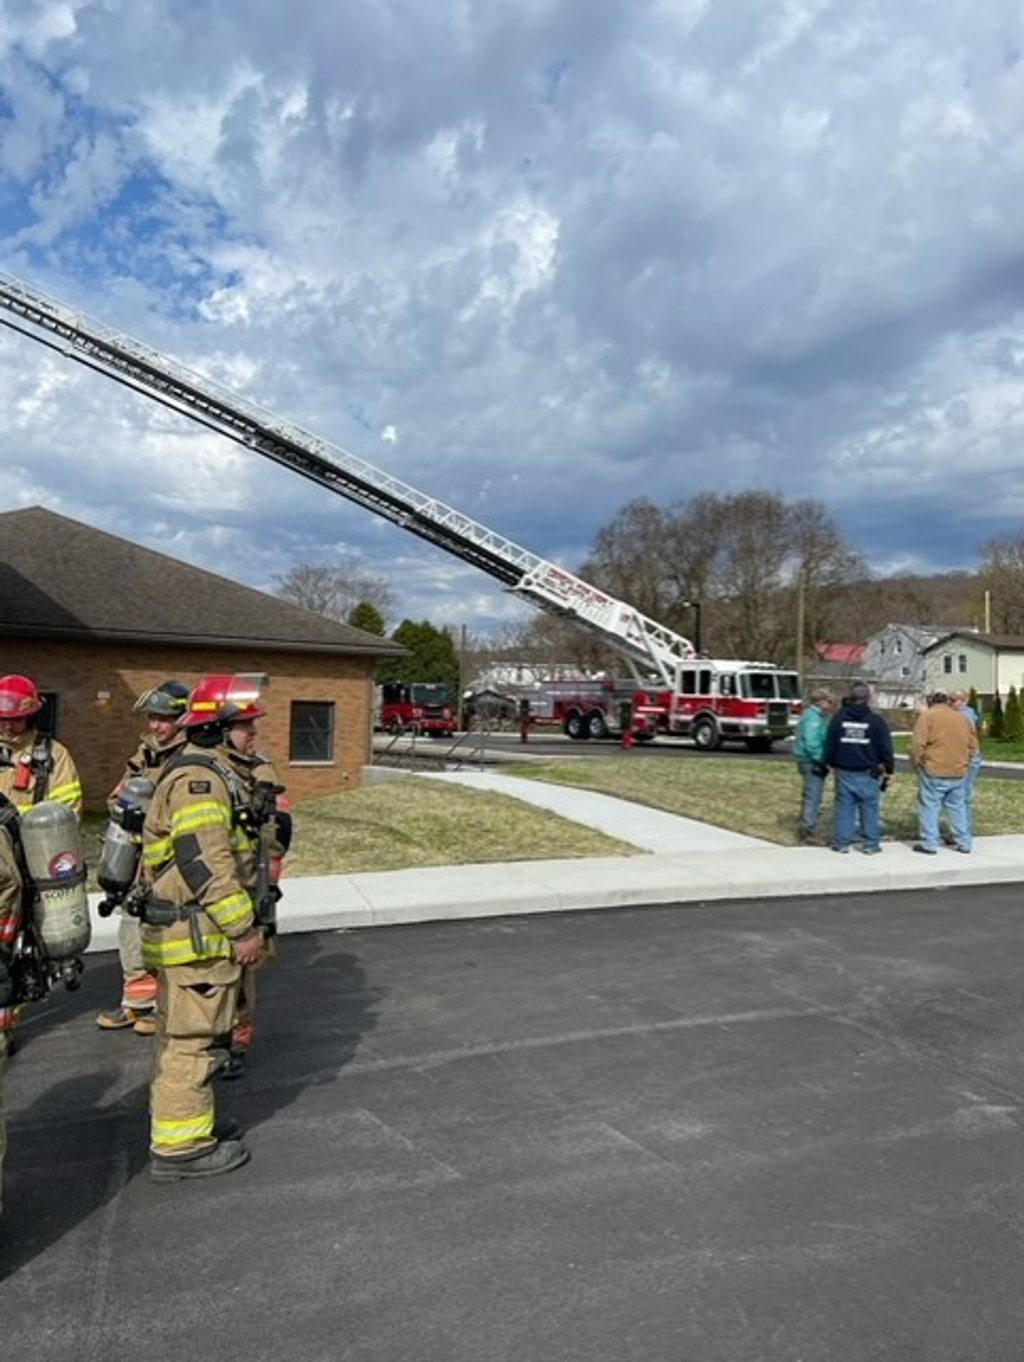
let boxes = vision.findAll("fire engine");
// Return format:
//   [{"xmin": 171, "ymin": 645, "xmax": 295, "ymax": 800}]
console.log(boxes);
[
  {"xmin": 492, "ymin": 664, "xmax": 799, "ymax": 749},
  {"xmin": 0, "ymin": 274, "xmax": 802, "ymax": 746},
  {"xmin": 377, "ymin": 682, "xmax": 457, "ymax": 738}
]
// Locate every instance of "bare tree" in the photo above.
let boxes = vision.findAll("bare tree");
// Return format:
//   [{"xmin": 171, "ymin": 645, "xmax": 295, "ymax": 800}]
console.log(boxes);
[
  {"xmin": 571, "ymin": 491, "xmax": 868, "ymax": 665},
  {"xmin": 275, "ymin": 558, "xmax": 394, "ymax": 626},
  {"xmin": 978, "ymin": 534, "xmax": 1024, "ymax": 634}
]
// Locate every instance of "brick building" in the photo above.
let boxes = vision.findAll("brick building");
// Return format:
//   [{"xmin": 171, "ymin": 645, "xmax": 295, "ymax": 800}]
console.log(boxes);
[{"xmin": 0, "ymin": 507, "xmax": 402, "ymax": 809}]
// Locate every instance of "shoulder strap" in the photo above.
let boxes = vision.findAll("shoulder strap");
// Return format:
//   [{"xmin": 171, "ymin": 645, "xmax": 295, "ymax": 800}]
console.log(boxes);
[
  {"xmin": 29, "ymin": 735, "xmax": 53, "ymax": 805},
  {"xmin": 156, "ymin": 750, "xmax": 247, "ymax": 814}
]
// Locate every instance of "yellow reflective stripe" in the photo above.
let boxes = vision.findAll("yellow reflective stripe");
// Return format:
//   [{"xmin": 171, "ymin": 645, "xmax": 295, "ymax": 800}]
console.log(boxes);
[
  {"xmin": 142, "ymin": 932, "xmax": 231, "ymax": 966},
  {"xmin": 143, "ymin": 837, "xmax": 173, "ymax": 867},
  {"xmin": 151, "ymin": 1112, "xmax": 214, "ymax": 1145},
  {"xmin": 49, "ymin": 780, "xmax": 83, "ymax": 805},
  {"xmin": 170, "ymin": 801, "xmax": 230, "ymax": 835},
  {"xmin": 207, "ymin": 891, "xmax": 252, "ymax": 930},
  {"xmin": 229, "ymin": 828, "xmax": 257, "ymax": 851}
]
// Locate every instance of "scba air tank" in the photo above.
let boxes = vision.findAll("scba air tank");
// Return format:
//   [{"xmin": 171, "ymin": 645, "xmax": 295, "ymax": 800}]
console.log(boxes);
[
  {"xmin": 19, "ymin": 799, "xmax": 91, "ymax": 960},
  {"xmin": 98, "ymin": 777, "xmax": 155, "ymax": 900}
]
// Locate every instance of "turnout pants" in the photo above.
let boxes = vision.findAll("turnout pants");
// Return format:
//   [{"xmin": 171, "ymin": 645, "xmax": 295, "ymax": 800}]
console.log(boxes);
[
  {"xmin": 0, "ymin": 1032, "xmax": 7, "ymax": 1216},
  {"xmin": 150, "ymin": 958, "xmax": 241, "ymax": 1158},
  {"xmin": 118, "ymin": 913, "xmax": 158, "ymax": 1014}
]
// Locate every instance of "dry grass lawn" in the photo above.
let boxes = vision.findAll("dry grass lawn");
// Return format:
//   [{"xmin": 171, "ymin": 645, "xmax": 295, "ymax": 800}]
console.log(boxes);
[
  {"xmin": 504, "ymin": 756, "xmax": 1024, "ymax": 846},
  {"xmin": 285, "ymin": 776, "xmax": 637, "ymax": 875}
]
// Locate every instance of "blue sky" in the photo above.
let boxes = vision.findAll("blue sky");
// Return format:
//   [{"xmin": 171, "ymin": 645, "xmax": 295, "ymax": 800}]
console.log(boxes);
[{"xmin": 2, "ymin": 0, "xmax": 1024, "ymax": 632}]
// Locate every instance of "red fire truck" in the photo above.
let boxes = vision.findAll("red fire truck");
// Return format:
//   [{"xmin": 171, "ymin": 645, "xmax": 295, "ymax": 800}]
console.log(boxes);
[
  {"xmin": 378, "ymin": 682, "xmax": 457, "ymax": 738},
  {"xmin": 520, "ymin": 662, "xmax": 800, "ymax": 750},
  {"xmin": 633, "ymin": 659, "xmax": 801, "ymax": 750}
]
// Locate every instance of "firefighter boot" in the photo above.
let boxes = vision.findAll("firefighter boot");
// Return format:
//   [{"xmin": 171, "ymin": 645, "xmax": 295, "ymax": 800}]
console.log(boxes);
[
  {"xmin": 150, "ymin": 1138, "xmax": 251, "ymax": 1183},
  {"xmin": 211, "ymin": 1039, "xmax": 246, "ymax": 1081},
  {"xmin": 97, "ymin": 1006, "xmax": 153, "ymax": 1032}
]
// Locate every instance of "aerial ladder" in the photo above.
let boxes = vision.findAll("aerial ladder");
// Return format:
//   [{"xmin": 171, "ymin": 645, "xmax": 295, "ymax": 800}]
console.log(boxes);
[{"xmin": 0, "ymin": 272, "xmax": 695, "ymax": 690}]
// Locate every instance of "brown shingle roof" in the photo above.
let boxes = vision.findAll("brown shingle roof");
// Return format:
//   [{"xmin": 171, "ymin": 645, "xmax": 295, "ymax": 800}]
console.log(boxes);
[
  {"xmin": 0, "ymin": 506, "xmax": 403, "ymax": 656},
  {"xmin": 924, "ymin": 631, "xmax": 1024, "ymax": 652}
]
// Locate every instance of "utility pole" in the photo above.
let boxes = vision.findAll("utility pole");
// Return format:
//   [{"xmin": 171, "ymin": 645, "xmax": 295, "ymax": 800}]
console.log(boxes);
[
  {"xmin": 457, "ymin": 623, "xmax": 468, "ymax": 730},
  {"xmin": 984, "ymin": 589, "xmax": 991, "ymax": 634},
  {"xmin": 681, "ymin": 600, "xmax": 703, "ymax": 654},
  {"xmin": 795, "ymin": 569, "xmax": 806, "ymax": 691}
]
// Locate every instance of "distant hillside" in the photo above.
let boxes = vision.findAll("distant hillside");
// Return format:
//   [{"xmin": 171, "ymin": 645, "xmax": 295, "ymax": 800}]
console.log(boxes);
[{"xmin": 857, "ymin": 570, "xmax": 983, "ymax": 635}]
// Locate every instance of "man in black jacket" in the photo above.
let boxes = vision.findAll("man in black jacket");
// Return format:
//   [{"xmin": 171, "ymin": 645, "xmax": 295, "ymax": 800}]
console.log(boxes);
[{"xmin": 823, "ymin": 681, "xmax": 895, "ymax": 854}]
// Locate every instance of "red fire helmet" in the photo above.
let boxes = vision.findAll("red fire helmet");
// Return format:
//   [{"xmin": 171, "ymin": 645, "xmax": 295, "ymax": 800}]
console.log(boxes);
[
  {"xmin": 180, "ymin": 673, "xmax": 268, "ymax": 729},
  {"xmin": 0, "ymin": 674, "xmax": 42, "ymax": 718}
]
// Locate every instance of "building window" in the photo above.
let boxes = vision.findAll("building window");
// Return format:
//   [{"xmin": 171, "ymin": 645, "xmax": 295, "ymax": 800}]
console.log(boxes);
[
  {"xmin": 36, "ymin": 691, "xmax": 59, "ymax": 738},
  {"xmin": 290, "ymin": 701, "xmax": 335, "ymax": 762},
  {"xmin": 958, "ymin": 654, "xmax": 968, "ymax": 673},
  {"xmin": 900, "ymin": 667, "xmax": 910, "ymax": 677},
  {"xmin": 894, "ymin": 639, "xmax": 903, "ymax": 655},
  {"xmin": 943, "ymin": 656, "xmax": 953, "ymax": 674}
]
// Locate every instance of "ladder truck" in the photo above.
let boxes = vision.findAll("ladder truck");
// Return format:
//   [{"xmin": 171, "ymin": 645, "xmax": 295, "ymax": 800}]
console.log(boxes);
[{"xmin": 0, "ymin": 273, "xmax": 800, "ymax": 750}]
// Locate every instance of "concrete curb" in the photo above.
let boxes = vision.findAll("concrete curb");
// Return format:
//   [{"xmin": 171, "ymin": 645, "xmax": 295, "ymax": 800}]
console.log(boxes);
[{"xmin": 83, "ymin": 836, "xmax": 1024, "ymax": 953}]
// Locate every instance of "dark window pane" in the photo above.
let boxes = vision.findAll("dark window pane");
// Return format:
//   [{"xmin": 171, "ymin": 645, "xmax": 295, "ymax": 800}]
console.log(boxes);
[
  {"xmin": 290, "ymin": 701, "xmax": 335, "ymax": 762},
  {"xmin": 36, "ymin": 692, "xmax": 59, "ymax": 738}
]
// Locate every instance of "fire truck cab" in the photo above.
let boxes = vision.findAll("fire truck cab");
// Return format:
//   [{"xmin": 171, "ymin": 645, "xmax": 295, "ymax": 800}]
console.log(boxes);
[
  {"xmin": 636, "ymin": 661, "xmax": 801, "ymax": 751},
  {"xmin": 378, "ymin": 682, "xmax": 457, "ymax": 738}
]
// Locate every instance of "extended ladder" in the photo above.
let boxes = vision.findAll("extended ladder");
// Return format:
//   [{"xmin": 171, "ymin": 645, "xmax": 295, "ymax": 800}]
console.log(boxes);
[{"xmin": 0, "ymin": 273, "xmax": 695, "ymax": 687}]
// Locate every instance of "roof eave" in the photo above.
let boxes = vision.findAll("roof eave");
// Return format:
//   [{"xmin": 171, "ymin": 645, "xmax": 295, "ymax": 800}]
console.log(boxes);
[{"xmin": 0, "ymin": 621, "xmax": 407, "ymax": 657}]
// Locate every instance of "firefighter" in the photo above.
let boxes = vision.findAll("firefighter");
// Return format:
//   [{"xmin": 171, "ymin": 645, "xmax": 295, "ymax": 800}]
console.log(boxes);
[
  {"xmin": 96, "ymin": 680, "xmax": 190, "ymax": 1036},
  {"xmin": 0, "ymin": 673, "xmax": 82, "ymax": 1210},
  {"xmin": 0, "ymin": 801, "xmax": 21, "ymax": 1215},
  {"xmin": 140, "ymin": 674, "xmax": 264, "ymax": 1181},
  {"xmin": 0, "ymin": 674, "xmax": 82, "ymax": 816},
  {"xmin": 217, "ymin": 695, "xmax": 290, "ymax": 1079}
]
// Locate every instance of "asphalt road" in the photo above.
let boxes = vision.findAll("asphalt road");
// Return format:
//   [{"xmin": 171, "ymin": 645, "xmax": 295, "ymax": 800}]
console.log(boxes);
[{"xmin": 5, "ymin": 887, "xmax": 1024, "ymax": 1359}]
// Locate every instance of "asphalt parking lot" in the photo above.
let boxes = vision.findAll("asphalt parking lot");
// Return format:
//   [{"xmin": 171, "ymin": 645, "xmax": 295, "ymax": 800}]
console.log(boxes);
[{"xmin": 4, "ymin": 886, "xmax": 1024, "ymax": 1361}]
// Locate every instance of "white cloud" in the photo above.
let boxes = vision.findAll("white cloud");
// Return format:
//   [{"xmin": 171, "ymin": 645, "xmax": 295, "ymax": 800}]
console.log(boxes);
[{"xmin": 2, "ymin": 0, "xmax": 1024, "ymax": 630}]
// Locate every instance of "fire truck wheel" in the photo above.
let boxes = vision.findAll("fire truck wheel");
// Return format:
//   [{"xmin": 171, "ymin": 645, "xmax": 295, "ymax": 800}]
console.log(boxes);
[
  {"xmin": 586, "ymin": 712, "xmax": 609, "ymax": 740},
  {"xmin": 564, "ymin": 712, "xmax": 586, "ymax": 740},
  {"xmin": 692, "ymin": 716, "xmax": 721, "ymax": 751}
]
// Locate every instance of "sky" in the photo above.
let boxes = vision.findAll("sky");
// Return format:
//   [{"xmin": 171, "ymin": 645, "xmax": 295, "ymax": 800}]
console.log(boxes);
[{"xmin": 2, "ymin": 0, "xmax": 1024, "ymax": 634}]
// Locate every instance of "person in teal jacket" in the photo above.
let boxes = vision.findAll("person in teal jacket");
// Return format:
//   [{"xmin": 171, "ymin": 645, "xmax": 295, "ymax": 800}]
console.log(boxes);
[{"xmin": 793, "ymin": 688, "xmax": 835, "ymax": 844}]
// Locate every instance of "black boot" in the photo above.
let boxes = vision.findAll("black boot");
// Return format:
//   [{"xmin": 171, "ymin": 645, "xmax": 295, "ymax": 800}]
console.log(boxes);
[{"xmin": 150, "ymin": 1138, "xmax": 250, "ymax": 1183}]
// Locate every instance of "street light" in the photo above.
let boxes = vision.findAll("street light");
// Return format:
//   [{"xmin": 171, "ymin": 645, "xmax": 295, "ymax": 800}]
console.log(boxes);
[{"xmin": 681, "ymin": 600, "xmax": 702, "ymax": 654}]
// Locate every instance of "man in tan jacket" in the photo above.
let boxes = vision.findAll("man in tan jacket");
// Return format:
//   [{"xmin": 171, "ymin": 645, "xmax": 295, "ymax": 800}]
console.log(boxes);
[{"xmin": 910, "ymin": 691, "xmax": 979, "ymax": 854}]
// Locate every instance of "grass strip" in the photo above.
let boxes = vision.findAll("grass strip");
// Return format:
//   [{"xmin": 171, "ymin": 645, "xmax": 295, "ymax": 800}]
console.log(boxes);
[{"xmin": 504, "ymin": 755, "xmax": 1024, "ymax": 846}]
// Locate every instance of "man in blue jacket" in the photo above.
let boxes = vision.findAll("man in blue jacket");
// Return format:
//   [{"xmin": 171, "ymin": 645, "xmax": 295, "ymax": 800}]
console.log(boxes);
[
  {"xmin": 793, "ymin": 688, "xmax": 834, "ymax": 844},
  {"xmin": 823, "ymin": 681, "xmax": 895, "ymax": 854}
]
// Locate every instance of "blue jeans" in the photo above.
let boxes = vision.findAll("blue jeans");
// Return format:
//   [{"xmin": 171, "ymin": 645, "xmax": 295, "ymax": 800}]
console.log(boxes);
[
  {"xmin": 919, "ymin": 771, "xmax": 969, "ymax": 851},
  {"xmin": 798, "ymin": 761, "xmax": 826, "ymax": 833},
  {"xmin": 833, "ymin": 770, "xmax": 881, "ymax": 851},
  {"xmin": 964, "ymin": 757, "xmax": 982, "ymax": 828}
]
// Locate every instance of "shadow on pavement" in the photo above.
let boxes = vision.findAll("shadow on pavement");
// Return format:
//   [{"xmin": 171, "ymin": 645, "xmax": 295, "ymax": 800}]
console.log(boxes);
[{"xmin": 0, "ymin": 935, "xmax": 379, "ymax": 1280}]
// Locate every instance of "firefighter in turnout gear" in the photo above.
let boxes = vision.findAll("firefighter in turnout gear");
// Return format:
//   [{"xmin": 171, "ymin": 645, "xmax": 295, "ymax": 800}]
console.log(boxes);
[
  {"xmin": 0, "ymin": 675, "xmax": 82, "ymax": 816},
  {"xmin": 0, "ymin": 673, "xmax": 83, "ymax": 1213},
  {"xmin": 219, "ymin": 712, "xmax": 290, "ymax": 1078},
  {"xmin": 96, "ymin": 680, "xmax": 190, "ymax": 1036},
  {"xmin": 141, "ymin": 674, "xmax": 266, "ymax": 1181}
]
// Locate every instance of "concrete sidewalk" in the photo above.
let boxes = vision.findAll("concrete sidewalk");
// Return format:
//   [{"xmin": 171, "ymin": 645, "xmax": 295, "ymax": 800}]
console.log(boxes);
[{"xmin": 85, "ymin": 771, "xmax": 1024, "ymax": 950}]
